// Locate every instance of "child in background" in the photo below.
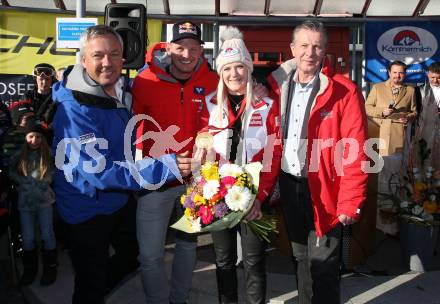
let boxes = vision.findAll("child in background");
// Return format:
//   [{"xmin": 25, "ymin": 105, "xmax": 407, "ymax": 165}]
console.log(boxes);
[{"xmin": 9, "ymin": 122, "xmax": 57, "ymax": 286}]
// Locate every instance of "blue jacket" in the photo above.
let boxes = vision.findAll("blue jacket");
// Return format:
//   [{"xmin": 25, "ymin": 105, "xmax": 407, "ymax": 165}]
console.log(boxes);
[{"xmin": 52, "ymin": 65, "xmax": 180, "ymax": 224}]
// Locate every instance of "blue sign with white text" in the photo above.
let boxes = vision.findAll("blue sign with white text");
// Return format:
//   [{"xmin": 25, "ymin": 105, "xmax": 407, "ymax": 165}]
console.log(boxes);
[
  {"xmin": 58, "ymin": 22, "xmax": 95, "ymax": 41},
  {"xmin": 365, "ymin": 21, "xmax": 440, "ymax": 83}
]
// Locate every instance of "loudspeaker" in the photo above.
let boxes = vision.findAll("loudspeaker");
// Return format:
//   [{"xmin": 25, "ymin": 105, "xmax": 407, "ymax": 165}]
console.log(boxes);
[{"xmin": 105, "ymin": 3, "xmax": 147, "ymax": 70}]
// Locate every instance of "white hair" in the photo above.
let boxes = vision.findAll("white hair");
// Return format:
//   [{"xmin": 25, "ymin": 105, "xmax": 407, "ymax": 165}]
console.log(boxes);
[{"xmin": 79, "ymin": 25, "xmax": 123, "ymax": 57}]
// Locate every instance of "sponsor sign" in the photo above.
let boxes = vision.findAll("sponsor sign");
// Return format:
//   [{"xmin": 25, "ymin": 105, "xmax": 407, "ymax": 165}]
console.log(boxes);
[
  {"xmin": 0, "ymin": 74, "xmax": 35, "ymax": 104},
  {"xmin": 0, "ymin": 10, "xmax": 162, "ymax": 102},
  {"xmin": 365, "ymin": 22, "xmax": 440, "ymax": 83}
]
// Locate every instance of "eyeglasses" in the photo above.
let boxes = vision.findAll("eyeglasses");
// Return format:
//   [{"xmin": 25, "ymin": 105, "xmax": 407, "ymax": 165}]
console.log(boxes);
[{"xmin": 33, "ymin": 67, "xmax": 55, "ymax": 78}]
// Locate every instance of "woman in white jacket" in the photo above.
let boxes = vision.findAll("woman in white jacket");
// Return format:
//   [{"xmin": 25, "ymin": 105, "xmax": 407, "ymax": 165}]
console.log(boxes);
[{"xmin": 197, "ymin": 27, "xmax": 282, "ymax": 304}]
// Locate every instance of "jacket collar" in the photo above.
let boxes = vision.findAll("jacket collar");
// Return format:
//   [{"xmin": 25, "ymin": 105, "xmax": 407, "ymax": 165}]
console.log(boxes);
[{"xmin": 64, "ymin": 64, "xmax": 129, "ymax": 109}]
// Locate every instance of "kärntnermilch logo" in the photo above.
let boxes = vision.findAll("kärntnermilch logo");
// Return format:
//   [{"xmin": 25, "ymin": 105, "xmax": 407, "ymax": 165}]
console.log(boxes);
[{"xmin": 377, "ymin": 26, "xmax": 437, "ymax": 64}]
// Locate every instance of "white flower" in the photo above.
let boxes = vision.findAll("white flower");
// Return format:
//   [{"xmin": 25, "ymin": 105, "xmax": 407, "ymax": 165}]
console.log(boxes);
[
  {"xmin": 400, "ymin": 201, "xmax": 410, "ymax": 208},
  {"xmin": 219, "ymin": 163, "xmax": 243, "ymax": 178},
  {"xmin": 225, "ymin": 185, "xmax": 252, "ymax": 211},
  {"xmin": 203, "ymin": 180, "xmax": 220, "ymax": 199},
  {"xmin": 411, "ymin": 205, "xmax": 424, "ymax": 216},
  {"xmin": 421, "ymin": 212, "xmax": 434, "ymax": 221},
  {"xmin": 190, "ymin": 217, "xmax": 201, "ymax": 232}
]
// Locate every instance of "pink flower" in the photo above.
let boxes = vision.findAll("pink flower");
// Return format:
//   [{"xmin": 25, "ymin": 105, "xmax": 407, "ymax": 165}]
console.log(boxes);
[
  {"xmin": 198, "ymin": 205, "xmax": 214, "ymax": 225},
  {"xmin": 220, "ymin": 176, "xmax": 236, "ymax": 197},
  {"xmin": 199, "ymin": 177, "xmax": 207, "ymax": 186},
  {"xmin": 221, "ymin": 176, "xmax": 236, "ymax": 187}
]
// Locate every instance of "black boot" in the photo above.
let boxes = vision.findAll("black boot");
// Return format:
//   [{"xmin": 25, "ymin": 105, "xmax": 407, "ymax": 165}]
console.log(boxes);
[
  {"xmin": 19, "ymin": 250, "xmax": 38, "ymax": 286},
  {"xmin": 215, "ymin": 266, "xmax": 238, "ymax": 304},
  {"xmin": 40, "ymin": 249, "xmax": 58, "ymax": 286}
]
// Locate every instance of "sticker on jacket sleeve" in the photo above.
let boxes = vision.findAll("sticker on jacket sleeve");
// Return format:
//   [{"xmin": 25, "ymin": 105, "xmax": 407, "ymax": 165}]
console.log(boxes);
[
  {"xmin": 194, "ymin": 86, "xmax": 205, "ymax": 95},
  {"xmin": 79, "ymin": 133, "xmax": 97, "ymax": 144},
  {"xmin": 320, "ymin": 110, "xmax": 333, "ymax": 120},
  {"xmin": 249, "ymin": 113, "xmax": 263, "ymax": 127}
]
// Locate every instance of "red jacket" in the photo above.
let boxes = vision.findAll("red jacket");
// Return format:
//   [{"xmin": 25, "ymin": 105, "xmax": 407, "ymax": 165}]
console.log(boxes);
[
  {"xmin": 199, "ymin": 93, "xmax": 282, "ymax": 203},
  {"xmin": 268, "ymin": 59, "xmax": 368, "ymax": 237},
  {"xmin": 132, "ymin": 42, "xmax": 219, "ymax": 157}
]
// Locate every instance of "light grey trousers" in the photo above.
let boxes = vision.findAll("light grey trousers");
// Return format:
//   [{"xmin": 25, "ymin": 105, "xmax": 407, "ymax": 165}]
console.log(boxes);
[{"xmin": 136, "ymin": 185, "xmax": 197, "ymax": 304}]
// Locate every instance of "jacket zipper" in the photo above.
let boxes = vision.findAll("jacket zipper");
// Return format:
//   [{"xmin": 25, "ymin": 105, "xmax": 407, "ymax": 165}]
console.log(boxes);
[{"xmin": 180, "ymin": 86, "xmax": 184, "ymax": 104}]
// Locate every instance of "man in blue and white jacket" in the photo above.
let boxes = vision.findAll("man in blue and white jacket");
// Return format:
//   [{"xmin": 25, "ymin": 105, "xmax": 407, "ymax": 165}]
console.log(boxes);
[{"xmin": 52, "ymin": 25, "xmax": 191, "ymax": 304}]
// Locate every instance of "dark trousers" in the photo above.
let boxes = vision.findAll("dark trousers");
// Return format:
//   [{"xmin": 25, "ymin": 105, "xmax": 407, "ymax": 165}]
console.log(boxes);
[
  {"xmin": 65, "ymin": 197, "xmax": 139, "ymax": 304},
  {"xmin": 279, "ymin": 172, "xmax": 341, "ymax": 304},
  {"xmin": 211, "ymin": 222, "xmax": 266, "ymax": 304}
]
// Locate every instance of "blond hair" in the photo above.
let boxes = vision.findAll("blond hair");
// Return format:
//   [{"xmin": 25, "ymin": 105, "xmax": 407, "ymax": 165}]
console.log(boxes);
[{"xmin": 215, "ymin": 67, "xmax": 254, "ymax": 123}]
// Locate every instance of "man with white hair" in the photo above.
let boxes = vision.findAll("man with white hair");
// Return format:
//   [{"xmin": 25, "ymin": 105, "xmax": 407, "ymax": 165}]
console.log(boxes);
[
  {"xmin": 268, "ymin": 21, "xmax": 368, "ymax": 303},
  {"xmin": 51, "ymin": 25, "xmax": 192, "ymax": 304}
]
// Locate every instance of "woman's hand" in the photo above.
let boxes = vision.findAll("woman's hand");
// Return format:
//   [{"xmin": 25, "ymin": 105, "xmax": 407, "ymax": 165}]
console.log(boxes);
[{"xmin": 246, "ymin": 199, "xmax": 263, "ymax": 221}]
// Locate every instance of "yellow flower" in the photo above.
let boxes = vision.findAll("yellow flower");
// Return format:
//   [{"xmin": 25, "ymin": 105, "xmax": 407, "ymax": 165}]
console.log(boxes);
[
  {"xmin": 194, "ymin": 194, "xmax": 206, "ymax": 206},
  {"xmin": 180, "ymin": 194, "xmax": 186, "ymax": 205},
  {"xmin": 184, "ymin": 208, "xmax": 194, "ymax": 219},
  {"xmin": 201, "ymin": 162, "xmax": 220, "ymax": 181},
  {"xmin": 235, "ymin": 179, "xmax": 245, "ymax": 188}
]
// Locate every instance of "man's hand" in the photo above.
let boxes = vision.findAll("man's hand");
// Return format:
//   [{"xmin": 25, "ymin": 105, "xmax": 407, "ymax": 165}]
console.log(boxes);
[
  {"xmin": 176, "ymin": 151, "xmax": 192, "ymax": 178},
  {"xmin": 397, "ymin": 116, "xmax": 408, "ymax": 124},
  {"xmin": 253, "ymin": 83, "xmax": 268, "ymax": 101},
  {"xmin": 382, "ymin": 107, "xmax": 394, "ymax": 117},
  {"xmin": 246, "ymin": 199, "xmax": 263, "ymax": 221},
  {"xmin": 338, "ymin": 214, "xmax": 357, "ymax": 226}
]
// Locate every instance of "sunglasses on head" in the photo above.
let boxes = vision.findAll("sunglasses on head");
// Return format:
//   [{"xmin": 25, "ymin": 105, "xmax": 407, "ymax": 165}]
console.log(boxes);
[{"xmin": 33, "ymin": 67, "xmax": 55, "ymax": 78}]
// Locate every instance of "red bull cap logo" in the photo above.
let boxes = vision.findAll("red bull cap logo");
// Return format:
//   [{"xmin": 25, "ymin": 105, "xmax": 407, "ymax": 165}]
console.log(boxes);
[{"xmin": 179, "ymin": 22, "xmax": 198, "ymax": 35}]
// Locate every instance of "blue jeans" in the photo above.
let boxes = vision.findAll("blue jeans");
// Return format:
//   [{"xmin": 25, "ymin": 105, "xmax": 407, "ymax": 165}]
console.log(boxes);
[
  {"xmin": 20, "ymin": 206, "xmax": 56, "ymax": 251},
  {"xmin": 136, "ymin": 185, "xmax": 197, "ymax": 304}
]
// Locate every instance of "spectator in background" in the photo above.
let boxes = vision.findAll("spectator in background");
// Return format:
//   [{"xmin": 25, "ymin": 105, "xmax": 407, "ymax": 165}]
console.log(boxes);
[
  {"xmin": 365, "ymin": 60, "xmax": 417, "ymax": 156},
  {"xmin": 0, "ymin": 101, "xmax": 11, "ymax": 302},
  {"xmin": 18, "ymin": 63, "xmax": 57, "ymax": 126},
  {"xmin": 9, "ymin": 122, "xmax": 57, "ymax": 286},
  {"xmin": 56, "ymin": 67, "xmax": 66, "ymax": 82},
  {"xmin": 365, "ymin": 60, "xmax": 417, "ymax": 235},
  {"xmin": 414, "ymin": 62, "xmax": 440, "ymax": 169}
]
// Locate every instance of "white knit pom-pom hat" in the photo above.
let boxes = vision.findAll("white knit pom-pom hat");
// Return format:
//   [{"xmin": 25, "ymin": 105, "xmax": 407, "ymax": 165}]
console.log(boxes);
[{"xmin": 215, "ymin": 26, "xmax": 253, "ymax": 74}]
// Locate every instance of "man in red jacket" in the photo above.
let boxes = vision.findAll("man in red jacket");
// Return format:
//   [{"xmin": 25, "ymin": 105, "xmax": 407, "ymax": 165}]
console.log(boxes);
[
  {"xmin": 131, "ymin": 22, "xmax": 219, "ymax": 304},
  {"xmin": 268, "ymin": 21, "xmax": 368, "ymax": 304}
]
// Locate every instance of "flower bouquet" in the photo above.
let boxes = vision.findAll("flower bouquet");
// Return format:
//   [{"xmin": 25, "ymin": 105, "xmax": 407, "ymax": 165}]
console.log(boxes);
[
  {"xmin": 379, "ymin": 167, "xmax": 440, "ymax": 226},
  {"xmin": 171, "ymin": 161, "xmax": 278, "ymax": 242}
]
